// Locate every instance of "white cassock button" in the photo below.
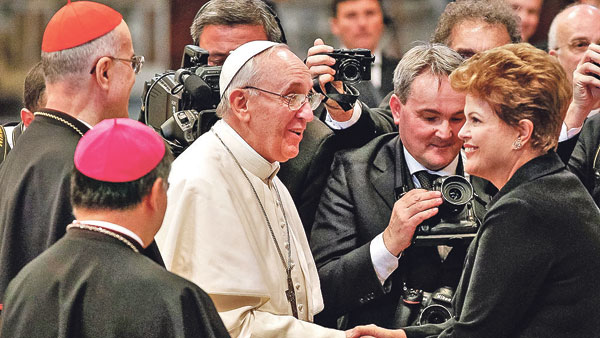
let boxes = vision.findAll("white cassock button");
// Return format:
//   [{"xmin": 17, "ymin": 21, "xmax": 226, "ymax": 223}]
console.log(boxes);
[
  {"xmin": 284, "ymin": 242, "xmax": 290, "ymax": 249},
  {"xmin": 297, "ymin": 304, "xmax": 304, "ymax": 312},
  {"xmin": 295, "ymin": 283, "xmax": 301, "ymax": 290},
  {"xmin": 280, "ymin": 222, "xmax": 285, "ymax": 229}
]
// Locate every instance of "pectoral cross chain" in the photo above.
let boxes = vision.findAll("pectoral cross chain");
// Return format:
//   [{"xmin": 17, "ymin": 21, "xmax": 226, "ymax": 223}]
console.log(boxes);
[
  {"xmin": 215, "ymin": 131, "xmax": 300, "ymax": 319},
  {"xmin": 286, "ymin": 270, "xmax": 298, "ymax": 318}
]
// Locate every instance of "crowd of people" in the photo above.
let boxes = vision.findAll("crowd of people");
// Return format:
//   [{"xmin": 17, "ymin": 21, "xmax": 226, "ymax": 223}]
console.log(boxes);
[{"xmin": 1, "ymin": 0, "xmax": 600, "ymax": 337}]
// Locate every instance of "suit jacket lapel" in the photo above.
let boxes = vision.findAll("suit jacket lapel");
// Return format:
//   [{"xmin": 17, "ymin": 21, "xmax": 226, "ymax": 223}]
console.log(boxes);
[{"xmin": 371, "ymin": 137, "xmax": 398, "ymax": 210}]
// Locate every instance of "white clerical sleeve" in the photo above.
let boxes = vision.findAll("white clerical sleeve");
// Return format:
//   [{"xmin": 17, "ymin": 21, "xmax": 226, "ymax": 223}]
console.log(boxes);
[{"xmin": 211, "ymin": 294, "xmax": 345, "ymax": 338}]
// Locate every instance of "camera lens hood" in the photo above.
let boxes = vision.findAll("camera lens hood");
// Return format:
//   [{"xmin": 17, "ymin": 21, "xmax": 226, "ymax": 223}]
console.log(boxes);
[{"xmin": 434, "ymin": 175, "xmax": 473, "ymax": 206}]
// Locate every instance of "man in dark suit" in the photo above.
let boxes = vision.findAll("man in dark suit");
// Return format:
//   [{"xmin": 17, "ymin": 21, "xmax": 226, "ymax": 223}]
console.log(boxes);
[
  {"xmin": 310, "ymin": 44, "xmax": 493, "ymax": 330},
  {"xmin": 561, "ymin": 41, "xmax": 600, "ymax": 204},
  {"xmin": 546, "ymin": 5, "xmax": 600, "ymax": 166}
]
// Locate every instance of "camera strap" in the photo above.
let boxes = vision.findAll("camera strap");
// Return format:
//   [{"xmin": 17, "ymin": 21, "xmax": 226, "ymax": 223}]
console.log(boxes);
[{"xmin": 315, "ymin": 82, "xmax": 359, "ymax": 111}]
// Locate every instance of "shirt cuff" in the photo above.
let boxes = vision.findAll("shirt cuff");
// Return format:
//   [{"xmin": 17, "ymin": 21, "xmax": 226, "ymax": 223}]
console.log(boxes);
[
  {"xmin": 370, "ymin": 233, "xmax": 400, "ymax": 285},
  {"xmin": 559, "ymin": 122, "xmax": 582, "ymax": 142},
  {"xmin": 324, "ymin": 101, "xmax": 362, "ymax": 130}
]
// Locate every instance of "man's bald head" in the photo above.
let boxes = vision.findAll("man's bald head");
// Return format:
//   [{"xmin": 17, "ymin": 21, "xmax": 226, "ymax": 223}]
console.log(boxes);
[{"xmin": 548, "ymin": 4, "xmax": 600, "ymax": 83}]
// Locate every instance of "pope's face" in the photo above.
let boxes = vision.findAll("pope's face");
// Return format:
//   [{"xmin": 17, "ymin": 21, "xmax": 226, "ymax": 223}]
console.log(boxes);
[{"xmin": 245, "ymin": 48, "xmax": 314, "ymax": 163}]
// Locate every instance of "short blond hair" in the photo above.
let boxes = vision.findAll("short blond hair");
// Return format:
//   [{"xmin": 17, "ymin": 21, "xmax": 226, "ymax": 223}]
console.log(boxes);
[{"xmin": 450, "ymin": 43, "xmax": 571, "ymax": 152}]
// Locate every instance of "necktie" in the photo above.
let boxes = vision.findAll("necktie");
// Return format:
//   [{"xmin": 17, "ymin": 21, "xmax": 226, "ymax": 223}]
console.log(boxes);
[{"xmin": 414, "ymin": 170, "xmax": 440, "ymax": 190}]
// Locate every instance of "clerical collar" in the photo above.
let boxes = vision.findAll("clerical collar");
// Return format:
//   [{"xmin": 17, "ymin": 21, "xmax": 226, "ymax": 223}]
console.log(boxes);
[
  {"xmin": 78, "ymin": 118, "xmax": 93, "ymax": 129},
  {"xmin": 213, "ymin": 120, "xmax": 280, "ymax": 182},
  {"xmin": 76, "ymin": 220, "xmax": 144, "ymax": 247},
  {"xmin": 403, "ymin": 146, "xmax": 458, "ymax": 177}
]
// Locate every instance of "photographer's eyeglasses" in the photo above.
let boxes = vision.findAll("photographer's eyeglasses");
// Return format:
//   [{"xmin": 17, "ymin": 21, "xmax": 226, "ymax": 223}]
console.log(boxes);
[
  {"xmin": 90, "ymin": 55, "xmax": 145, "ymax": 75},
  {"xmin": 243, "ymin": 86, "xmax": 323, "ymax": 111}
]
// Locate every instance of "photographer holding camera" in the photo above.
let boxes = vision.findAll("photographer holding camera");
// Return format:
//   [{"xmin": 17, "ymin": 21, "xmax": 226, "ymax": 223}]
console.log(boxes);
[{"xmin": 309, "ymin": 43, "xmax": 494, "ymax": 330}]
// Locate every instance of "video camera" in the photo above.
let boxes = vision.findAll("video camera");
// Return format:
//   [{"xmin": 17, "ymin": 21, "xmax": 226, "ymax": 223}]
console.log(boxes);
[
  {"xmin": 140, "ymin": 45, "xmax": 221, "ymax": 155},
  {"xmin": 414, "ymin": 175, "xmax": 480, "ymax": 246}
]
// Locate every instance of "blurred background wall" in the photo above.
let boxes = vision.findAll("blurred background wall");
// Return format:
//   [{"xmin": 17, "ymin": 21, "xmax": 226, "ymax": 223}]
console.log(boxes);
[{"xmin": 0, "ymin": 0, "xmax": 572, "ymax": 123}]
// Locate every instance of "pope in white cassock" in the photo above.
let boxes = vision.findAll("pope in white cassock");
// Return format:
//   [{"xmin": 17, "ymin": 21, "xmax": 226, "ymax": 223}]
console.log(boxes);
[{"xmin": 156, "ymin": 41, "xmax": 345, "ymax": 338}]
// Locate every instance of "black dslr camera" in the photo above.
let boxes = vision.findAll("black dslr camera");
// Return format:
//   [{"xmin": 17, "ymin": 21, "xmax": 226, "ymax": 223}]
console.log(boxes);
[
  {"xmin": 414, "ymin": 175, "xmax": 480, "ymax": 245},
  {"xmin": 419, "ymin": 287, "xmax": 454, "ymax": 325},
  {"xmin": 140, "ymin": 45, "xmax": 221, "ymax": 155},
  {"xmin": 395, "ymin": 285, "xmax": 454, "ymax": 327},
  {"xmin": 325, "ymin": 48, "xmax": 375, "ymax": 84}
]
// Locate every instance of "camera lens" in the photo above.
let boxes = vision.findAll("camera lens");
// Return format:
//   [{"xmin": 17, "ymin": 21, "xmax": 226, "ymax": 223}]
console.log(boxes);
[
  {"xmin": 342, "ymin": 65, "xmax": 359, "ymax": 81},
  {"xmin": 418, "ymin": 304, "xmax": 452, "ymax": 325},
  {"xmin": 443, "ymin": 183, "xmax": 467, "ymax": 204},
  {"xmin": 338, "ymin": 59, "xmax": 362, "ymax": 84},
  {"xmin": 439, "ymin": 176, "xmax": 473, "ymax": 206},
  {"xmin": 447, "ymin": 187, "xmax": 462, "ymax": 201}
]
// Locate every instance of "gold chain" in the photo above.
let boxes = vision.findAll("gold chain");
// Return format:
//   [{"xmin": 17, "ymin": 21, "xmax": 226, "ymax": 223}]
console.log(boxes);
[
  {"xmin": 0, "ymin": 126, "xmax": 6, "ymax": 159},
  {"xmin": 34, "ymin": 112, "xmax": 84, "ymax": 137},
  {"xmin": 67, "ymin": 221, "xmax": 140, "ymax": 253}
]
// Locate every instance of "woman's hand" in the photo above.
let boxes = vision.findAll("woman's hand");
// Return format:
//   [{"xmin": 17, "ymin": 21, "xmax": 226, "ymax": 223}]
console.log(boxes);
[{"xmin": 346, "ymin": 324, "xmax": 407, "ymax": 338}]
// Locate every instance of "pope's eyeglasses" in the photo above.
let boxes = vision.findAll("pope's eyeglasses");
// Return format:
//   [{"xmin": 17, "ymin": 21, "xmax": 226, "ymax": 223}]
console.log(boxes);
[{"xmin": 243, "ymin": 86, "xmax": 323, "ymax": 111}]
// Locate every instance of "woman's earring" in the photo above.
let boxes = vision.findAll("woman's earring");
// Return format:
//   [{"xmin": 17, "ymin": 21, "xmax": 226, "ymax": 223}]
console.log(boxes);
[{"xmin": 512, "ymin": 136, "xmax": 522, "ymax": 150}]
